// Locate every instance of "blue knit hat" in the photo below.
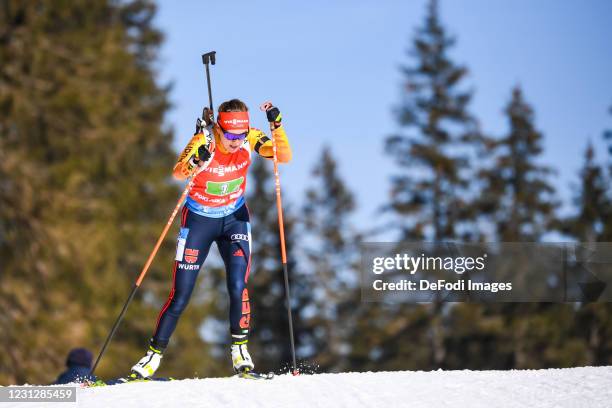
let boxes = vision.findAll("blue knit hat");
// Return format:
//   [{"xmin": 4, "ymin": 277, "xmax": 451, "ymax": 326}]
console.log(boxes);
[{"xmin": 66, "ymin": 348, "xmax": 93, "ymax": 368}]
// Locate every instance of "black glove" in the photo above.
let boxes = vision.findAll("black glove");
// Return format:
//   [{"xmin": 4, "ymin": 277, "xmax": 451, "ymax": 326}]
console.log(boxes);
[
  {"xmin": 266, "ymin": 106, "xmax": 282, "ymax": 128},
  {"xmin": 192, "ymin": 132, "xmax": 214, "ymax": 167},
  {"xmin": 196, "ymin": 144, "xmax": 211, "ymax": 163}
]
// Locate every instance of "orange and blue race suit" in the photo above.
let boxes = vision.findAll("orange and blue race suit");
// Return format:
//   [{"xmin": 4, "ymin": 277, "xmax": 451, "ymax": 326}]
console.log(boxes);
[{"xmin": 150, "ymin": 124, "xmax": 291, "ymax": 350}]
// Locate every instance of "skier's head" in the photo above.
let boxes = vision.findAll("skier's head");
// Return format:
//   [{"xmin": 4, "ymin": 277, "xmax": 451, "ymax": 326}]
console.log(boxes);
[
  {"xmin": 216, "ymin": 99, "xmax": 249, "ymax": 153},
  {"xmin": 66, "ymin": 347, "xmax": 93, "ymax": 368}
]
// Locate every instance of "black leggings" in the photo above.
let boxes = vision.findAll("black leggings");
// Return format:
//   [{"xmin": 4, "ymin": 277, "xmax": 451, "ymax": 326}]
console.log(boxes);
[{"xmin": 151, "ymin": 204, "xmax": 251, "ymax": 349}]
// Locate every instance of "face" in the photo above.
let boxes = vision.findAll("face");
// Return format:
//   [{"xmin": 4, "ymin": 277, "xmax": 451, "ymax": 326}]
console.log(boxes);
[{"xmin": 221, "ymin": 128, "xmax": 248, "ymax": 153}]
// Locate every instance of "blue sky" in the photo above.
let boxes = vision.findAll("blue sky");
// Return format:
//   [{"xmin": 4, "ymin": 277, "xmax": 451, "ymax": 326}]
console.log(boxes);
[{"xmin": 154, "ymin": 0, "xmax": 612, "ymax": 233}]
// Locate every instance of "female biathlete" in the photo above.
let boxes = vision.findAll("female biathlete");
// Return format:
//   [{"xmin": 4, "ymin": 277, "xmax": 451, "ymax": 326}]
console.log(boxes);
[{"xmin": 129, "ymin": 99, "xmax": 291, "ymax": 378}]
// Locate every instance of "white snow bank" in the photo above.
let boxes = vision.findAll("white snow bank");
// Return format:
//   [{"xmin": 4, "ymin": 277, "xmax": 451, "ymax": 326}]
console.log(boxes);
[{"xmin": 5, "ymin": 366, "xmax": 612, "ymax": 408}]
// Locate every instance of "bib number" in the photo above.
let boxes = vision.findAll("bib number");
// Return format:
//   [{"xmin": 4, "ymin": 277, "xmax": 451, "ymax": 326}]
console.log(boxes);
[{"xmin": 205, "ymin": 177, "xmax": 244, "ymax": 196}]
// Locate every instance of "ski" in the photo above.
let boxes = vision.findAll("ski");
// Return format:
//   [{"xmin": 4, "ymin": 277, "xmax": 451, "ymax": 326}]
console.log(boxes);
[
  {"xmin": 111, "ymin": 376, "xmax": 174, "ymax": 385},
  {"xmin": 85, "ymin": 375, "xmax": 174, "ymax": 387},
  {"xmin": 235, "ymin": 369, "xmax": 275, "ymax": 380},
  {"xmin": 84, "ymin": 371, "xmax": 275, "ymax": 387}
]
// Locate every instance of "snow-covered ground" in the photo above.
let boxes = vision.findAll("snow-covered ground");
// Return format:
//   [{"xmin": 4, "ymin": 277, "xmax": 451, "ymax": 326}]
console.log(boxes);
[{"xmin": 4, "ymin": 366, "xmax": 612, "ymax": 408}]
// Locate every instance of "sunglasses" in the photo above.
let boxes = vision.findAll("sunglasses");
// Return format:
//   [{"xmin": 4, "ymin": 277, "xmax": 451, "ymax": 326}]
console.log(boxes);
[{"xmin": 222, "ymin": 130, "xmax": 248, "ymax": 140}]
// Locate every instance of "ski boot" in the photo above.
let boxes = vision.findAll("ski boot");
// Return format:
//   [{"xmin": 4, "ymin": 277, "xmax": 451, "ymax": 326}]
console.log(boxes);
[
  {"xmin": 231, "ymin": 340, "xmax": 254, "ymax": 373},
  {"xmin": 231, "ymin": 339, "xmax": 274, "ymax": 380},
  {"xmin": 130, "ymin": 344, "xmax": 163, "ymax": 379}
]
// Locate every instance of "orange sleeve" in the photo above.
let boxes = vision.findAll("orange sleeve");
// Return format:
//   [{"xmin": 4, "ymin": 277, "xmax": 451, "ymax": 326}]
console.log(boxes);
[{"xmin": 247, "ymin": 126, "xmax": 292, "ymax": 163}]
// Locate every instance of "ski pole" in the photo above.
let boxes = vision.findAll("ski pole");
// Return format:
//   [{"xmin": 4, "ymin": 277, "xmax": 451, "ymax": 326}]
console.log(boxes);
[
  {"xmin": 260, "ymin": 101, "xmax": 298, "ymax": 376},
  {"xmin": 91, "ymin": 169, "xmax": 203, "ymax": 376}
]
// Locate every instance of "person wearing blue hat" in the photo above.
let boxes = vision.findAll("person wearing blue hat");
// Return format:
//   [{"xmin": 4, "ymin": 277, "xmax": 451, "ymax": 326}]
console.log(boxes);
[{"xmin": 54, "ymin": 348, "xmax": 97, "ymax": 384}]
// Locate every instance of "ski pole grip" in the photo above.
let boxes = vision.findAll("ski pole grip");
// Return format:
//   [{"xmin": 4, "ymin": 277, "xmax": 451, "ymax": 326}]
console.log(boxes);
[{"xmin": 259, "ymin": 101, "xmax": 273, "ymax": 112}]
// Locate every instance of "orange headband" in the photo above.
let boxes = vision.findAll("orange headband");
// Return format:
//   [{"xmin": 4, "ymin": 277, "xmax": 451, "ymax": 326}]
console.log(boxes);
[{"xmin": 217, "ymin": 111, "xmax": 250, "ymax": 131}]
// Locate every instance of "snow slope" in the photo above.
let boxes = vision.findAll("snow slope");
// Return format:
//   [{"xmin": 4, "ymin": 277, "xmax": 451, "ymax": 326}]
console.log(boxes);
[{"xmin": 5, "ymin": 366, "xmax": 612, "ymax": 408}]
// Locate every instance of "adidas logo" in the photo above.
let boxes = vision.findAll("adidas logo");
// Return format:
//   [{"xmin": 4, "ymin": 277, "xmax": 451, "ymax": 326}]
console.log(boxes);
[{"xmin": 233, "ymin": 249, "xmax": 244, "ymax": 257}]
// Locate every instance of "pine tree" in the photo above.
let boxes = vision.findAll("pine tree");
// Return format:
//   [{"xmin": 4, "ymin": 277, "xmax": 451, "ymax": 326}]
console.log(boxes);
[
  {"xmin": 385, "ymin": 0, "xmax": 479, "ymax": 242},
  {"xmin": 566, "ymin": 135, "xmax": 612, "ymax": 367},
  {"xmin": 380, "ymin": 0, "xmax": 481, "ymax": 369},
  {"xmin": 0, "ymin": 0, "xmax": 203, "ymax": 383},
  {"xmin": 473, "ymin": 86, "xmax": 565, "ymax": 369},
  {"xmin": 562, "ymin": 143, "xmax": 609, "ymax": 241},
  {"xmin": 301, "ymin": 146, "xmax": 359, "ymax": 371},
  {"xmin": 478, "ymin": 86, "xmax": 558, "ymax": 241}
]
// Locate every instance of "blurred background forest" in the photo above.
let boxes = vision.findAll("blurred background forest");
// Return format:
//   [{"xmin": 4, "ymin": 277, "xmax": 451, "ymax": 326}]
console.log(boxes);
[{"xmin": 1, "ymin": 0, "xmax": 612, "ymax": 384}]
